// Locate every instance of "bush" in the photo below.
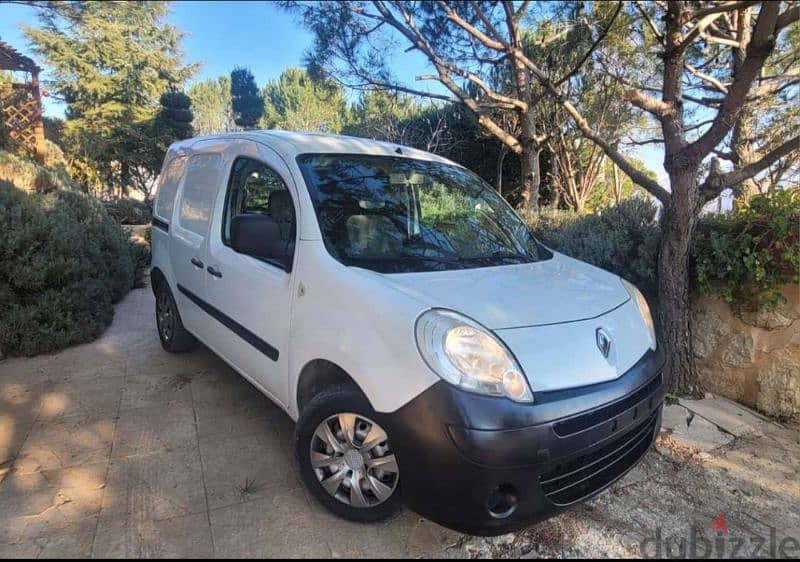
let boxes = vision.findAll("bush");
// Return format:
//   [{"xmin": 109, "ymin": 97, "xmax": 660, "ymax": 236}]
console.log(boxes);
[
  {"xmin": 693, "ymin": 188, "xmax": 799, "ymax": 309},
  {"xmin": 0, "ymin": 180, "xmax": 140, "ymax": 356},
  {"xmin": 525, "ymin": 198, "xmax": 661, "ymax": 299},
  {"xmin": 0, "ymin": 149, "xmax": 76, "ymax": 194},
  {"xmin": 104, "ymin": 197, "xmax": 153, "ymax": 225},
  {"xmin": 524, "ymin": 190, "xmax": 799, "ymax": 311}
]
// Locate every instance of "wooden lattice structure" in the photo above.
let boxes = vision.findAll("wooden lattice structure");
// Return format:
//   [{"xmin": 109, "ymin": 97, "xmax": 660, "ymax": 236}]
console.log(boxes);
[{"xmin": 0, "ymin": 40, "xmax": 45, "ymax": 163}]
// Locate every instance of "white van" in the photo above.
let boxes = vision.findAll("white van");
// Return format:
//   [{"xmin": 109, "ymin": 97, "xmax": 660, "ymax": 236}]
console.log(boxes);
[{"xmin": 150, "ymin": 131, "xmax": 664, "ymax": 535}]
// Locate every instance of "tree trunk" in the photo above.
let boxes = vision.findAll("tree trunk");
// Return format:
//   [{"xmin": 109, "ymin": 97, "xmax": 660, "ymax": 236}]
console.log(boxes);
[
  {"xmin": 657, "ymin": 177, "xmax": 701, "ymax": 395},
  {"xmin": 519, "ymin": 140, "xmax": 540, "ymax": 210},
  {"xmin": 612, "ymin": 161, "xmax": 622, "ymax": 205},
  {"xmin": 496, "ymin": 146, "xmax": 508, "ymax": 195},
  {"xmin": 730, "ymin": 6, "xmax": 759, "ymax": 210}
]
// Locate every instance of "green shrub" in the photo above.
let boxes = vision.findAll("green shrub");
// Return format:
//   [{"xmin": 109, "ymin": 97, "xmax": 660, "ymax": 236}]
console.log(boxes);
[
  {"xmin": 130, "ymin": 238, "xmax": 151, "ymax": 289},
  {"xmin": 0, "ymin": 149, "xmax": 76, "ymax": 194},
  {"xmin": 693, "ymin": 188, "xmax": 799, "ymax": 309},
  {"xmin": 524, "ymin": 191, "xmax": 798, "ymax": 310},
  {"xmin": 104, "ymin": 197, "xmax": 153, "ymax": 225},
  {"xmin": 0, "ymin": 180, "xmax": 140, "ymax": 356},
  {"xmin": 525, "ymin": 198, "xmax": 661, "ymax": 299}
]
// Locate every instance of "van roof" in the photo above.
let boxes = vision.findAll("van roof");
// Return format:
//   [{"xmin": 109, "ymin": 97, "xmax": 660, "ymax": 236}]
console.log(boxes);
[{"xmin": 169, "ymin": 130, "xmax": 456, "ymax": 166}]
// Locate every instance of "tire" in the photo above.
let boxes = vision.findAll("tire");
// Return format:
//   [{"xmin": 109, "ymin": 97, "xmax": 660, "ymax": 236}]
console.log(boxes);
[
  {"xmin": 295, "ymin": 385, "xmax": 403, "ymax": 523},
  {"xmin": 154, "ymin": 279, "xmax": 196, "ymax": 353}
]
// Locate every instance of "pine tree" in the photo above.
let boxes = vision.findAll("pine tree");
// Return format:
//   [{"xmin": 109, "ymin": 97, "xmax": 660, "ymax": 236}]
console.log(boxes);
[
  {"xmin": 230, "ymin": 67, "xmax": 264, "ymax": 129},
  {"xmin": 261, "ymin": 68, "xmax": 346, "ymax": 133},
  {"xmin": 24, "ymin": 1, "xmax": 197, "ymax": 196},
  {"xmin": 189, "ymin": 76, "xmax": 237, "ymax": 135}
]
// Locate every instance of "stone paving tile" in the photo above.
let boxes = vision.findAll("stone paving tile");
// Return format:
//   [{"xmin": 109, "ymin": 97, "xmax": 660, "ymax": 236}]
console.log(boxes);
[
  {"xmin": 314, "ymin": 505, "xmax": 459, "ymax": 559},
  {"xmin": 100, "ymin": 445, "xmax": 207, "ymax": 522},
  {"xmin": 38, "ymin": 373, "xmax": 125, "ymax": 422},
  {"xmin": 199, "ymin": 428, "xmax": 301, "ymax": 511},
  {"xmin": 209, "ymin": 488, "xmax": 330, "ymax": 558},
  {"xmin": 0, "ymin": 462, "xmax": 107, "ymax": 544},
  {"xmin": 0, "ymin": 411, "xmax": 37, "ymax": 471},
  {"xmin": 49, "ymin": 343, "xmax": 128, "ymax": 380},
  {"xmin": 0, "ymin": 379, "xmax": 49, "ymax": 476},
  {"xmin": 14, "ymin": 414, "xmax": 116, "ymax": 475},
  {"xmin": 120, "ymin": 371, "xmax": 194, "ymax": 411},
  {"xmin": 111, "ymin": 403, "xmax": 196, "ymax": 459},
  {"xmin": 0, "ymin": 517, "xmax": 97, "ymax": 558},
  {"xmin": 0, "ymin": 354, "xmax": 57, "ymax": 385},
  {"xmin": 124, "ymin": 346, "xmax": 213, "ymax": 379},
  {"xmin": 190, "ymin": 368, "xmax": 276, "ymax": 422},
  {"xmin": 195, "ymin": 407, "xmax": 286, "ymax": 442},
  {"xmin": 92, "ymin": 512, "xmax": 215, "ymax": 558},
  {"xmin": 680, "ymin": 396, "xmax": 773, "ymax": 437}
]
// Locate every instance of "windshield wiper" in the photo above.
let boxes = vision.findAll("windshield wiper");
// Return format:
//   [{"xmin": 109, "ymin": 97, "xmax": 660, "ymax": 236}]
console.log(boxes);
[
  {"xmin": 345, "ymin": 255, "xmax": 463, "ymax": 265},
  {"xmin": 459, "ymin": 252, "xmax": 531, "ymax": 264}
]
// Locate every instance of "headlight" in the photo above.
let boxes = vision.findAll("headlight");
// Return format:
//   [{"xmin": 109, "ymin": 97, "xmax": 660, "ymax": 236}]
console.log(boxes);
[
  {"xmin": 621, "ymin": 278, "xmax": 656, "ymax": 350},
  {"xmin": 415, "ymin": 309, "xmax": 533, "ymax": 403}
]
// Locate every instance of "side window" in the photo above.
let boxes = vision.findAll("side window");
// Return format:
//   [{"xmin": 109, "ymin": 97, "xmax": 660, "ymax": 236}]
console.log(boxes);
[
  {"xmin": 222, "ymin": 157, "xmax": 296, "ymax": 246},
  {"xmin": 179, "ymin": 153, "xmax": 222, "ymax": 235},
  {"xmin": 154, "ymin": 155, "xmax": 187, "ymax": 221}
]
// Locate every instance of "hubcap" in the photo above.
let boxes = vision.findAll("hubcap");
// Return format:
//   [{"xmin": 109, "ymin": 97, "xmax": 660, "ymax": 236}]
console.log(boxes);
[
  {"xmin": 156, "ymin": 292, "xmax": 174, "ymax": 342},
  {"xmin": 310, "ymin": 413, "xmax": 399, "ymax": 508}
]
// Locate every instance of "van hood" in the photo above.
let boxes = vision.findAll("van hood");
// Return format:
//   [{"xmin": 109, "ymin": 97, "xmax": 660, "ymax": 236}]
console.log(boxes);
[{"xmin": 374, "ymin": 252, "xmax": 629, "ymax": 330}]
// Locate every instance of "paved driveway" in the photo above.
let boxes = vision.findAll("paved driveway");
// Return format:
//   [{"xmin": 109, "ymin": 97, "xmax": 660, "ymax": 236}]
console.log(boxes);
[
  {"xmin": 0, "ymin": 285, "xmax": 460, "ymax": 557},
  {"xmin": 1, "ymin": 284, "xmax": 798, "ymax": 558}
]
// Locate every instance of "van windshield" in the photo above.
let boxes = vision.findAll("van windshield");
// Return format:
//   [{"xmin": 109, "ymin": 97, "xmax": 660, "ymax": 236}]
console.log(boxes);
[{"xmin": 296, "ymin": 154, "xmax": 551, "ymax": 273}]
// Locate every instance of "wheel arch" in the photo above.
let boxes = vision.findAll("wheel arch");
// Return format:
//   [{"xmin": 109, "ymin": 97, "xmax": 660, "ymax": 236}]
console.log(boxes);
[
  {"xmin": 150, "ymin": 266, "xmax": 167, "ymax": 295},
  {"xmin": 295, "ymin": 359, "xmax": 371, "ymax": 415}
]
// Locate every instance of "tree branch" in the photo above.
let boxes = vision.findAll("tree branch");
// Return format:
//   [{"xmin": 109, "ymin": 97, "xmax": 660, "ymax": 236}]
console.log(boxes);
[
  {"xmin": 684, "ymin": 0, "xmax": 782, "ymax": 162},
  {"xmin": 372, "ymin": 1, "xmax": 524, "ymax": 153},
  {"xmin": 776, "ymin": 5, "xmax": 799, "ymax": 30},
  {"xmin": 437, "ymin": 1, "xmax": 506, "ymax": 51},
  {"xmin": 686, "ymin": 1, "xmax": 758, "ymax": 22},
  {"xmin": 555, "ymin": 1, "xmax": 622, "ymax": 87},
  {"xmin": 634, "ymin": 0, "xmax": 664, "ymax": 45},
  {"xmin": 626, "ymin": 89, "xmax": 673, "ymax": 118},
  {"xmin": 701, "ymin": 135, "xmax": 800, "ymax": 198},
  {"xmin": 559, "ymin": 99, "xmax": 671, "ymax": 202}
]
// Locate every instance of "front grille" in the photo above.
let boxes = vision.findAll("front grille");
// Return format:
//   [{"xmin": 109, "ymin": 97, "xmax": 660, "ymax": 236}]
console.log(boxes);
[
  {"xmin": 540, "ymin": 410, "xmax": 658, "ymax": 506},
  {"xmin": 553, "ymin": 372, "xmax": 662, "ymax": 437}
]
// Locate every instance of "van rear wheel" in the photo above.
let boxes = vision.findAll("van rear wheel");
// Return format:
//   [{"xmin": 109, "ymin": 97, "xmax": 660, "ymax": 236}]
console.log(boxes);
[
  {"xmin": 295, "ymin": 386, "xmax": 402, "ymax": 522},
  {"xmin": 154, "ymin": 280, "xmax": 196, "ymax": 353}
]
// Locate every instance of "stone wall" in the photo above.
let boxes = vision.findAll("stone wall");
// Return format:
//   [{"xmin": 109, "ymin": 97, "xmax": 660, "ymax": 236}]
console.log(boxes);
[{"xmin": 691, "ymin": 284, "xmax": 800, "ymax": 420}]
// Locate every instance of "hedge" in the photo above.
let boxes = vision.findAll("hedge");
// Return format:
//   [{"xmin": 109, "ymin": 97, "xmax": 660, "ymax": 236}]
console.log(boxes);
[
  {"xmin": 524, "ymin": 197, "xmax": 661, "ymax": 299},
  {"xmin": 104, "ymin": 197, "xmax": 153, "ymax": 225},
  {"xmin": 525, "ymin": 190, "xmax": 799, "ymax": 310},
  {"xmin": 0, "ymin": 180, "xmax": 144, "ymax": 356}
]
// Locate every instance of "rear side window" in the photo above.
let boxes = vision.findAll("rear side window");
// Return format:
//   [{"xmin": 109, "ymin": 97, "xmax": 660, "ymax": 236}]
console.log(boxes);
[
  {"xmin": 222, "ymin": 157, "xmax": 296, "ymax": 246},
  {"xmin": 154, "ymin": 155, "xmax": 186, "ymax": 221},
  {"xmin": 179, "ymin": 153, "xmax": 222, "ymax": 235}
]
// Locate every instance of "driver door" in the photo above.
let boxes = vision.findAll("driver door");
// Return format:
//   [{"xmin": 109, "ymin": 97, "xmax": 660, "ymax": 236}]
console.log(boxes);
[{"xmin": 202, "ymin": 140, "xmax": 298, "ymax": 408}]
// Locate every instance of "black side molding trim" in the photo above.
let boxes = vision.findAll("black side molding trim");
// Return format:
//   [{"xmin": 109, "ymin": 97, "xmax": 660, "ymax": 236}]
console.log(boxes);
[
  {"xmin": 152, "ymin": 217, "xmax": 170, "ymax": 232},
  {"xmin": 176, "ymin": 284, "xmax": 279, "ymax": 361}
]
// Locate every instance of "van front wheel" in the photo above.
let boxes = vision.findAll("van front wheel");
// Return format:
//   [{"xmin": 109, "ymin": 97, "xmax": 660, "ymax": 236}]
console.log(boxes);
[
  {"xmin": 154, "ymin": 280, "xmax": 196, "ymax": 353},
  {"xmin": 295, "ymin": 386, "xmax": 402, "ymax": 522}
]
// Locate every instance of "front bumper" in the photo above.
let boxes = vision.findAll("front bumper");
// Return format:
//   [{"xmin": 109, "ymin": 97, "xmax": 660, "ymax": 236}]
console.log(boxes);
[{"xmin": 380, "ymin": 348, "xmax": 666, "ymax": 536}]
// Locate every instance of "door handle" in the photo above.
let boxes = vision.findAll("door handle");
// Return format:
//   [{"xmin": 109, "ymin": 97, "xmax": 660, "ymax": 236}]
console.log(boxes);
[
  {"xmin": 190, "ymin": 257, "xmax": 204, "ymax": 269},
  {"xmin": 207, "ymin": 266, "xmax": 223, "ymax": 278}
]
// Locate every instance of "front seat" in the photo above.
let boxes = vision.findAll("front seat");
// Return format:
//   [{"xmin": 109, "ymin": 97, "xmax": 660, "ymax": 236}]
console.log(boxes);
[
  {"xmin": 345, "ymin": 214, "xmax": 403, "ymax": 256},
  {"xmin": 267, "ymin": 190, "xmax": 295, "ymax": 242}
]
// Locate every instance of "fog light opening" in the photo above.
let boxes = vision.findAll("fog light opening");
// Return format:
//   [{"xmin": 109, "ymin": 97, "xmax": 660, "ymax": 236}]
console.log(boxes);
[{"xmin": 487, "ymin": 483, "xmax": 518, "ymax": 519}]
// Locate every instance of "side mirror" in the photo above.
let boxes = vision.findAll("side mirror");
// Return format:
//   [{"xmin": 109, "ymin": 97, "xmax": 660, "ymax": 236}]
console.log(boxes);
[{"xmin": 230, "ymin": 214, "xmax": 291, "ymax": 266}]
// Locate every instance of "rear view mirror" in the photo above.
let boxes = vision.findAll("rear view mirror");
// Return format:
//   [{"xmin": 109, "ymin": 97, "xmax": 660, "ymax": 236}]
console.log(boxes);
[{"xmin": 230, "ymin": 214, "xmax": 292, "ymax": 268}]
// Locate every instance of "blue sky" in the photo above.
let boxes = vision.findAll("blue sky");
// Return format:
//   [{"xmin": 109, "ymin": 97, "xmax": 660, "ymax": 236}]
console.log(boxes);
[{"xmin": 0, "ymin": 0, "xmax": 664, "ymax": 183}]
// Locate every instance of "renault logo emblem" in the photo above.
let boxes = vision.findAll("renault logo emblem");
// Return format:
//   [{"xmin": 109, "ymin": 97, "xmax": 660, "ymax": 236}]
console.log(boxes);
[{"xmin": 596, "ymin": 328, "xmax": 612, "ymax": 358}]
